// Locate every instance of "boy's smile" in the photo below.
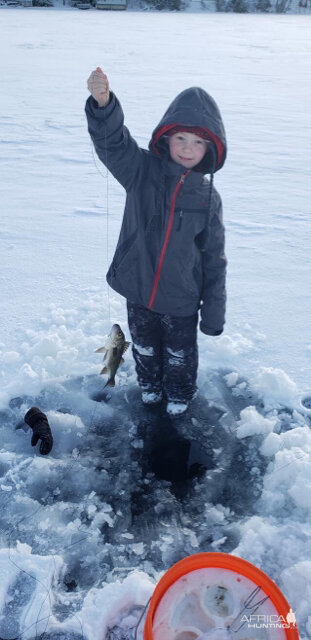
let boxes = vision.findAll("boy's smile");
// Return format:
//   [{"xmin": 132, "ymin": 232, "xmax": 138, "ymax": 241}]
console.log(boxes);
[{"xmin": 168, "ymin": 131, "xmax": 209, "ymax": 169}]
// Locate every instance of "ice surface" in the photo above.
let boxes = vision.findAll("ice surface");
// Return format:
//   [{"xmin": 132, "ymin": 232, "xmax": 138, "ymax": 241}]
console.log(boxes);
[
  {"xmin": 0, "ymin": 9, "xmax": 310, "ymax": 640},
  {"xmin": 0, "ymin": 546, "xmax": 63, "ymax": 639}
]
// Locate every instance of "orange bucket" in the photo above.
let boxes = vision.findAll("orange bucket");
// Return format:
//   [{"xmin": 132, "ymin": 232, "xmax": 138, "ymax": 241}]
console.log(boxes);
[{"xmin": 143, "ymin": 552, "xmax": 299, "ymax": 640}]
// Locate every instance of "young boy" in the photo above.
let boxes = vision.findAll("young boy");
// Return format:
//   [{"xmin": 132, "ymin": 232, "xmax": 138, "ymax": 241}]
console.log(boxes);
[{"xmin": 86, "ymin": 69, "xmax": 227, "ymax": 416}]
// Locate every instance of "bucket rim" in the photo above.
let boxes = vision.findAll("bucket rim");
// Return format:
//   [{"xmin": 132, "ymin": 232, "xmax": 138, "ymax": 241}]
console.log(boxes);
[{"xmin": 143, "ymin": 552, "xmax": 299, "ymax": 640}]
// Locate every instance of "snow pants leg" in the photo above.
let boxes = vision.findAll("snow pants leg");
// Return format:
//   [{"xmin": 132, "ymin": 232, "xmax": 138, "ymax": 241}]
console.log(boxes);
[
  {"xmin": 127, "ymin": 301, "xmax": 163, "ymax": 393},
  {"xmin": 127, "ymin": 301, "xmax": 198, "ymax": 402},
  {"xmin": 162, "ymin": 312, "xmax": 198, "ymax": 402}
]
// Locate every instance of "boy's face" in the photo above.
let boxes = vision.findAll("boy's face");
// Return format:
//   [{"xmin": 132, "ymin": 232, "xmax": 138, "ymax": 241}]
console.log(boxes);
[{"xmin": 168, "ymin": 131, "xmax": 208, "ymax": 169}]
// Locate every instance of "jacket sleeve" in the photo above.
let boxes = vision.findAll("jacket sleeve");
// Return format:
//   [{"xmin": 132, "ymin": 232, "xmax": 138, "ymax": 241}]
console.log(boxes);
[
  {"xmin": 200, "ymin": 195, "xmax": 227, "ymax": 336},
  {"xmin": 85, "ymin": 92, "xmax": 143, "ymax": 192}
]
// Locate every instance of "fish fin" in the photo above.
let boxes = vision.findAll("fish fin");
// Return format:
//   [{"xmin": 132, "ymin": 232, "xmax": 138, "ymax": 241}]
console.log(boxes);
[
  {"xmin": 104, "ymin": 378, "xmax": 115, "ymax": 388},
  {"xmin": 120, "ymin": 357, "xmax": 125, "ymax": 364},
  {"xmin": 100, "ymin": 366, "xmax": 108, "ymax": 375},
  {"xmin": 122, "ymin": 341, "xmax": 131, "ymax": 354},
  {"xmin": 95, "ymin": 346, "xmax": 107, "ymax": 353}
]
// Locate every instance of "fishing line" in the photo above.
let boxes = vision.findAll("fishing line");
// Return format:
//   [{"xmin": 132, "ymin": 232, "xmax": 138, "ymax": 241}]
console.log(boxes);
[
  {"xmin": 89, "ymin": 113, "xmax": 111, "ymax": 325},
  {"xmin": 104, "ymin": 119, "xmax": 112, "ymax": 325},
  {"xmin": 264, "ymin": 446, "xmax": 310, "ymax": 479},
  {"xmin": 134, "ymin": 598, "xmax": 151, "ymax": 640},
  {"xmin": 3, "ymin": 517, "xmax": 54, "ymax": 640},
  {"xmin": 2, "ymin": 87, "xmax": 114, "ymax": 640}
]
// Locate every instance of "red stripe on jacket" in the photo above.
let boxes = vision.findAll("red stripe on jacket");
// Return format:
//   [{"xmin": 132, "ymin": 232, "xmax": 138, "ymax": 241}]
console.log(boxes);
[{"xmin": 148, "ymin": 170, "xmax": 190, "ymax": 310}]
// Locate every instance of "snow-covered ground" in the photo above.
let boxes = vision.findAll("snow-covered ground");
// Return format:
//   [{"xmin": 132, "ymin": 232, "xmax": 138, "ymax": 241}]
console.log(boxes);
[{"xmin": 1, "ymin": 10, "xmax": 311, "ymax": 640}]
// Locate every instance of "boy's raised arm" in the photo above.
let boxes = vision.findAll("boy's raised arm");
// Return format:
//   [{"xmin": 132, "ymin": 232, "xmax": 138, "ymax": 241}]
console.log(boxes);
[{"xmin": 85, "ymin": 68, "xmax": 142, "ymax": 191}]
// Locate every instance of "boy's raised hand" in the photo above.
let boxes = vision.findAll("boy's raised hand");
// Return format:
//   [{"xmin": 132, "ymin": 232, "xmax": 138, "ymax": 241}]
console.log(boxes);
[{"xmin": 87, "ymin": 67, "xmax": 110, "ymax": 107}]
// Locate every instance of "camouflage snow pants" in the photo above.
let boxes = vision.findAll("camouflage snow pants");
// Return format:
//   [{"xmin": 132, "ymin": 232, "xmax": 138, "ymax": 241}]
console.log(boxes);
[{"xmin": 127, "ymin": 301, "xmax": 198, "ymax": 402}]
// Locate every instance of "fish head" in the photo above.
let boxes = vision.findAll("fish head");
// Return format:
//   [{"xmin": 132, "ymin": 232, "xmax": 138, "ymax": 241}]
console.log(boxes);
[{"xmin": 109, "ymin": 323, "xmax": 125, "ymax": 346}]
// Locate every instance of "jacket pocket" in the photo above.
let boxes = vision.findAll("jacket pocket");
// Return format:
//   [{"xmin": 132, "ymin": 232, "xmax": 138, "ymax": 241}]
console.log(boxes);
[
  {"xmin": 175, "ymin": 207, "xmax": 207, "ymax": 232},
  {"xmin": 112, "ymin": 231, "xmax": 138, "ymax": 270},
  {"xmin": 109, "ymin": 245, "xmax": 139, "ymax": 298}
]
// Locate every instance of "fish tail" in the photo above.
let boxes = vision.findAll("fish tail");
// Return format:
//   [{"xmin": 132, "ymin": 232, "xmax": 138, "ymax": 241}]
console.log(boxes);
[{"xmin": 104, "ymin": 378, "xmax": 115, "ymax": 388}]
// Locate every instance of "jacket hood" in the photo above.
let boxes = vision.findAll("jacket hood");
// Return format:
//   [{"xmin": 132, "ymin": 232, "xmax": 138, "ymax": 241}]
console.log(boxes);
[{"xmin": 149, "ymin": 87, "xmax": 227, "ymax": 174}]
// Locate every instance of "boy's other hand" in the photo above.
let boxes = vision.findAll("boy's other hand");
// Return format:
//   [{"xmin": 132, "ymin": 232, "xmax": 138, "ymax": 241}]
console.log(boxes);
[{"xmin": 87, "ymin": 67, "xmax": 110, "ymax": 107}]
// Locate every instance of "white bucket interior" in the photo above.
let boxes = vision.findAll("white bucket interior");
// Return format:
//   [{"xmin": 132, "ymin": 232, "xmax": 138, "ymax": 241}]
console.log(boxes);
[{"xmin": 152, "ymin": 567, "xmax": 288, "ymax": 640}]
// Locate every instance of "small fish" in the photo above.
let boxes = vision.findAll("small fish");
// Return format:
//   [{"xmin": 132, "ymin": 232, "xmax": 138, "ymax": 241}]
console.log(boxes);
[{"xmin": 95, "ymin": 324, "xmax": 130, "ymax": 388}]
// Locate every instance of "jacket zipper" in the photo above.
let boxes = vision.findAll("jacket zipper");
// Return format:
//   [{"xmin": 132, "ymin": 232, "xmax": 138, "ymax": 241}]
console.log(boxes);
[
  {"xmin": 177, "ymin": 210, "xmax": 183, "ymax": 231},
  {"xmin": 148, "ymin": 170, "xmax": 190, "ymax": 310}
]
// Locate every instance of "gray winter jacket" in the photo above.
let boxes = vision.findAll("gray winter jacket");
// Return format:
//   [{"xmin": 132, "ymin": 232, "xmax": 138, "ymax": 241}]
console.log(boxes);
[{"xmin": 85, "ymin": 87, "xmax": 227, "ymax": 335}]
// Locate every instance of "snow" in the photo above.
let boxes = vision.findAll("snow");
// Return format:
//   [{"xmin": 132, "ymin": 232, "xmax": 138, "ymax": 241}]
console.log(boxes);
[
  {"xmin": 0, "ymin": 8, "xmax": 311, "ymax": 640},
  {"xmin": 166, "ymin": 400, "xmax": 189, "ymax": 414},
  {"xmin": 133, "ymin": 343, "xmax": 155, "ymax": 356},
  {"xmin": 236, "ymin": 405, "xmax": 277, "ymax": 438},
  {"xmin": 250, "ymin": 367, "xmax": 299, "ymax": 410}
]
